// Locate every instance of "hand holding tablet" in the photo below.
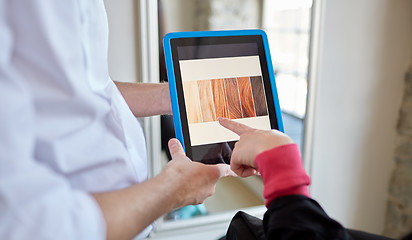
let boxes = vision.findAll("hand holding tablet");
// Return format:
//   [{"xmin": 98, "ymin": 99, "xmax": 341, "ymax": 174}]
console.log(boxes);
[{"xmin": 163, "ymin": 29, "xmax": 284, "ymax": 164}]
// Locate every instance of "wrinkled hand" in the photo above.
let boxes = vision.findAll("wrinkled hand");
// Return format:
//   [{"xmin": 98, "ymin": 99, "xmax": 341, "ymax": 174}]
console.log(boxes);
[
  {"xmin": 218, "ymin": 118, "xmax": 293, "ymax": 177},
  {"xmin": 164, "ymin": 139, "xmax": 233, "ymax": 208}
]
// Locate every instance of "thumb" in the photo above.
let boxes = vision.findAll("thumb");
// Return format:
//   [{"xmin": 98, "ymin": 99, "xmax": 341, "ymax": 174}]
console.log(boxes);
[{"xmin": 168, "ymin": 138, "xmax": 186, "ymax": 159}]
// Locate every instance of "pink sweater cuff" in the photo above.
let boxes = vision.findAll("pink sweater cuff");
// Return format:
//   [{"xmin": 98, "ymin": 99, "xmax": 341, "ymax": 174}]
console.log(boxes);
[{"xmin": 254, "ymin": 144, "xmax": 311, "ymax": 207}]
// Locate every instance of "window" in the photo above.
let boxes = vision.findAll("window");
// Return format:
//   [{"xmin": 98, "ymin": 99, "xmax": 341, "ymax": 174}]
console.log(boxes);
[{"xmin": 262, "ymin": 0, "xmax": 313, "ymax": 119}]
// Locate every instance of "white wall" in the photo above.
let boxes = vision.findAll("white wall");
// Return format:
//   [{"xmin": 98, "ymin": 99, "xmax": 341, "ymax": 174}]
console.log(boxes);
[
  {"xmin": 160, "ymin": 0, "xmax": 198, "ymax": 32},
  {"xmin": 104, "ymin": 0, "xmax": 140, "ymax": 82},
  {"xmin": 310, "ymin": 0, "xmax": 412, "ymax": 235}
]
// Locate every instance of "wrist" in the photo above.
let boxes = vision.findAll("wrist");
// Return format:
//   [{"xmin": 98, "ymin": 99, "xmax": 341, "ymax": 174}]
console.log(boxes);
[
  {"xmin": 157, "ymin": 165, "xmax": 187, "ymax": 210},
  {"xmin": 252, "ymin": 132, "xmax": 294, "ymax": 163},
  {"xmin": 254, "ymin": 144, "xmax": 311, "ymax": 206}
]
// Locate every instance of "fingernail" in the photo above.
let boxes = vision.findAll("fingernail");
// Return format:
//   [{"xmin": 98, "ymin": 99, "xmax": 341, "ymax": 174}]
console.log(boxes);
[
  {"xmin": 225, "ymin": 165, "xmax": 232, "ymax": 176},
  {"xmin": 169, "ymin": 139, "xmax": 177, "ymax": 147}
]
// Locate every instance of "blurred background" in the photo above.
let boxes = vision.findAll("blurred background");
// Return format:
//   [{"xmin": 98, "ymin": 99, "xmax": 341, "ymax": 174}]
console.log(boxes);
[{"xmin": 103, "ymin": 0, "xmax": 412, "ymax": 239}]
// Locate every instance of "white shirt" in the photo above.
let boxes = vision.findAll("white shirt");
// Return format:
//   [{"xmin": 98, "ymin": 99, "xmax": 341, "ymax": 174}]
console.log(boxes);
[{"xmin": 0, "ymin": 1, "xmax": 152, "ymax": 239}]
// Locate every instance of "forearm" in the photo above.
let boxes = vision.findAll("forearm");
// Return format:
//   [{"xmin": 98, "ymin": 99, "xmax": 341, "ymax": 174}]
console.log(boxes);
[
  {"xmin": 114, "ymin": 81, "xmax": 172, "ymax": 117},
  {"xmin": 92, "ymin": 138, "xmax": 229, "ymax": 240},
  {"xmin": 92, "ymin": 169, "xmax": 182, "ymax": 240}
]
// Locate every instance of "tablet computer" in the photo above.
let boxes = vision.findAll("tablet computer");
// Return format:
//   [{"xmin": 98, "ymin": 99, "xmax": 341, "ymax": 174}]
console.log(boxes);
[{"xmin": 164, "ymin": 29, "xmax": 284, "ymax": 165}]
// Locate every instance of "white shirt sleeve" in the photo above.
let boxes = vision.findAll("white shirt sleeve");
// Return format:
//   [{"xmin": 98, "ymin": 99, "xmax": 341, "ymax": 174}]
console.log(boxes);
[{"xmin": 0, "ymin": 3, "xmax": 106, "ymax": 240}]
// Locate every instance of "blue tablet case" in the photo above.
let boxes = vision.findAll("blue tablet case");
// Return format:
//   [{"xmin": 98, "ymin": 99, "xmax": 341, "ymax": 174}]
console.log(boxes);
[{"xmin": 163, "ymin": 29, "xmax": 284, "ymax": 152}]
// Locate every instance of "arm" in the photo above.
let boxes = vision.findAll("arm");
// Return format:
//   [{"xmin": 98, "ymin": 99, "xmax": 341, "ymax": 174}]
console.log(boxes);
[
  {"xmin": 93, "ymin": 139, "xmax": 232, "ymax": 240},
  {"xmin": 258, "ymin": 148, "xmax": 391, "ymax": 240},
  {"xmin": 114, "ymin": 81, "xmax": 172, "ymax": 117},
  {"xmin": 218, "ymin": 118, "xmax": 353, "ymax": 240},
  {"xmin": 0, "ymin": 10, "xmax": 226, "ymax": 239},
  {"xmin": 256, "ymin": 146, "xmax": 351, "ymax": 239},
  {"xmin": 263, "ymin": 195, "xmax": 353, "ymax": 240}
]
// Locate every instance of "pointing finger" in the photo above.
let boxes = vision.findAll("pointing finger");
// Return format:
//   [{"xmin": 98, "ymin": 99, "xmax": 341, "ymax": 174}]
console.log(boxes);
[{"xmin": 218, "ymin": 117, "xmax": 253, "ymax": 136}]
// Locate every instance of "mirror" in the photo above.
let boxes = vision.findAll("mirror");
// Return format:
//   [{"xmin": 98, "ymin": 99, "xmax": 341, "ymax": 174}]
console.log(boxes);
[{"xmin": 157, "ymin": 0, "xmax": 312, "ymax": 222}]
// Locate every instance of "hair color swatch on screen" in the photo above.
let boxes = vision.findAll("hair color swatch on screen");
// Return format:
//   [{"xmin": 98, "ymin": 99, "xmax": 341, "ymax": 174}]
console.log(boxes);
[
  {"xmin": 224, "ymin": 78, "xmax": 243, "ymax": 119},
  {"xmin": 197, "ymin": 80, "xmax": 216, "ymax": 122},
  {"xmin": 211, "ymin": 78, "xmax": 229, "ymax": 119},
  {"xmin": 183, "ymin": 81, "xmax": 203, "ymax": 123},
  {"xmin": 250, "ymin": 76, "xmax": 268, "ymax": 116},
  {"xmin": 237, "ymin": 77, "xmax": 256, "ymax": 118},
  {"xmin": 183, "ymin": 75, "xmax": 268, "ymax": 124}
]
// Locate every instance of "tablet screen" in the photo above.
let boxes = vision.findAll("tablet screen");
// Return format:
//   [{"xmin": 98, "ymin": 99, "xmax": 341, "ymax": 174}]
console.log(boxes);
[{"xmin": 170, "ymin": 35, "xmax": 280, "ymax": 164}]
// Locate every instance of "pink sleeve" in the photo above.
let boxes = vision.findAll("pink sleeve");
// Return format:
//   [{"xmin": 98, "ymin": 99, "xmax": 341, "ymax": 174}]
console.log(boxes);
[{"xmin": 254, "ymin": 143, "xmax": 311, "ymax": 207}]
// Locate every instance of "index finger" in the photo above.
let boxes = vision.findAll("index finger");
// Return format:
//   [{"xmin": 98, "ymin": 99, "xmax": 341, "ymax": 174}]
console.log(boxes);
[{"xmin": 218, "ymin": 117, "xmax": 253, "ymax": 136}]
